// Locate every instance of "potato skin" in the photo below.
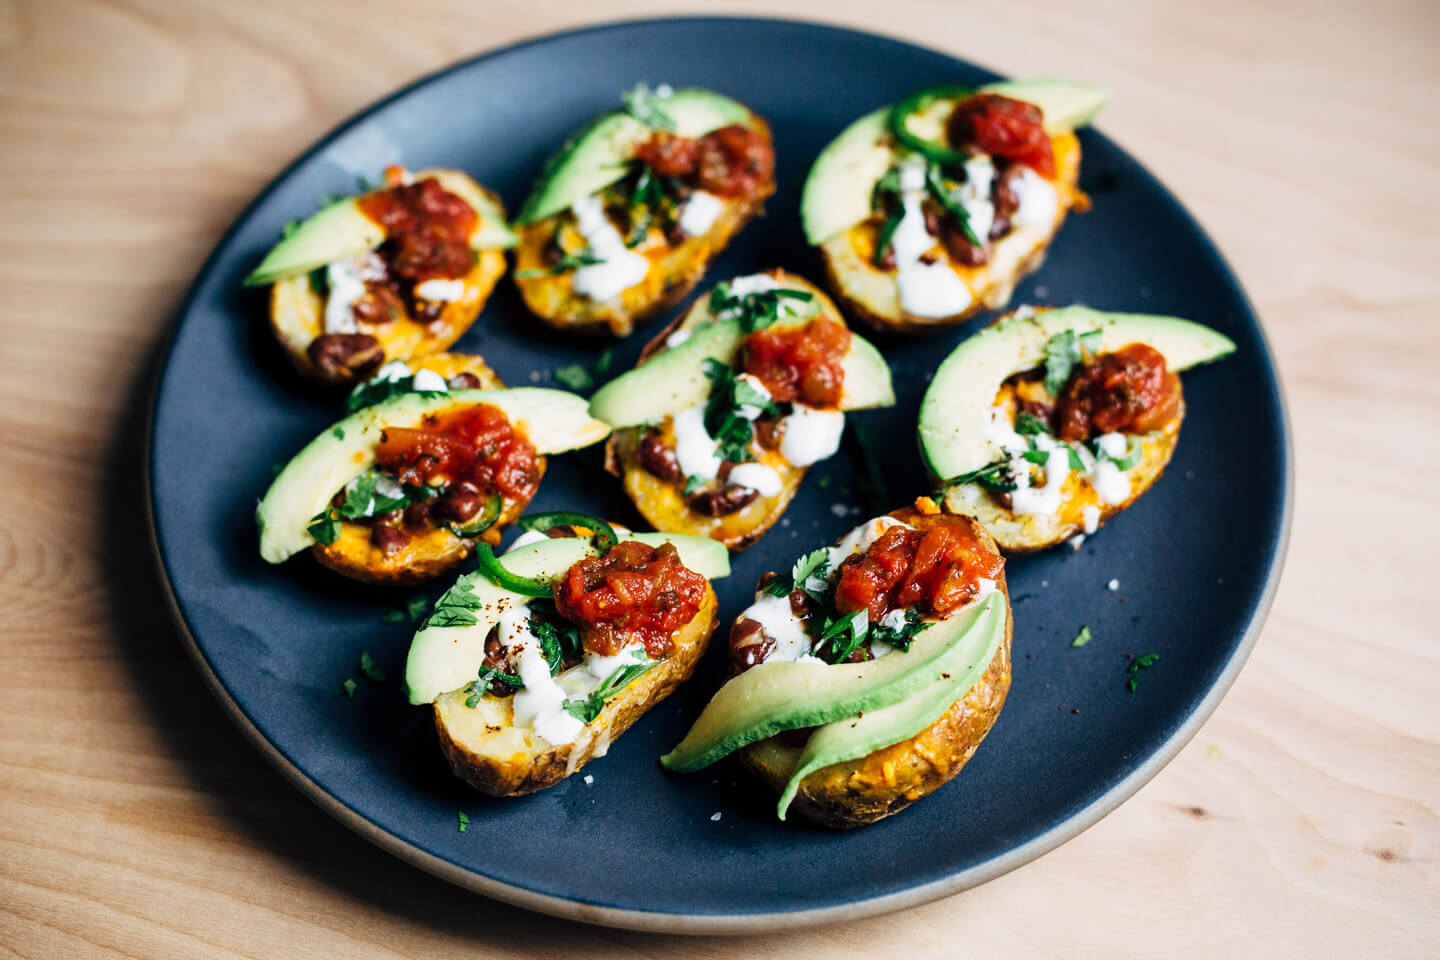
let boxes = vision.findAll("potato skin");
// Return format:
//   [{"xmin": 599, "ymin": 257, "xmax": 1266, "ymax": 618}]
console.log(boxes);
[
  {"xmin": 943, "ymin": 400, "xmax": 1185, "ymax": 555},
  {"xmin": 433, "ymin": 586, "xmax": 719, "ymax": 796},
  {"xmin": 818, "ymin": 132, "xmax": 1084, "ymax": 335},
  {"xmin": 740, "ymin": 517, "xmax": 1013, "ymax": 829},
  {"xmin": 512, "ymin": 119, "xmax": 775, "ymax": 338},
  {"xmin": 603, "ymin": 271, "xmax": 844, "ymax": 551},
  {"xmin": 268, "ymin": 173, "xmax": 509, "ymax": 384},
  {"xmin": 308, "ymin": 351, "xmax": 537, "ymax": 586}
]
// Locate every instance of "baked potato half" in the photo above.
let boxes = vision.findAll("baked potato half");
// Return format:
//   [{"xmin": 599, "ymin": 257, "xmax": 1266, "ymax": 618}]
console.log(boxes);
[
  {"xmin": 662, "ymin": 502, "xmax": 1013, "ymax": 828},
  {"xmin": 801, "ymin": 79, "xmax": 1105, "ymax": 333},
  {"xmin": 918, "ymin": 305, "xmax": 1236, "ymax": 553},
  {"xmin": 589, "ymin": 270, "xmax": 895, "ymax": 551},
  {"xmin": 405, "ymin": 525, "xmax": 731, "ymax": 795},
  {"xmin": 248, "ymin": 166, "xmax": 515, "ymax": 384},
  {"xmin": 255, "ymin": 388, "xmax": 610, "ymax": 585},
  {"xmin": 512, "ymin": 86, "xmax": 775, "ymax": 337}
]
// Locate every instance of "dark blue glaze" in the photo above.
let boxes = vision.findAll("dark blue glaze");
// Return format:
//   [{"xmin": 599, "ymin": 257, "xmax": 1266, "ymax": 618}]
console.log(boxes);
[{"xmin": 148, "ymin": 17, "xmax": 1289, "ymax": 926}]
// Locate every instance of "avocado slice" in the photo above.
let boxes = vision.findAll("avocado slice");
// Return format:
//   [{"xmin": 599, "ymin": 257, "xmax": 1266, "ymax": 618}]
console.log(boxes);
[
  {"xmin": 587, "ymin": 316, "xmax": 894, "ymax": 428},
  {"xmin": 917, "ymin": 306, "xmax": 1236, "ymax": 483},
  {"xmin": 403, "ymin": 532, "xmax": 729, "ymax": 705},
  {"xmin": 516, "ymin": 88, "xmax": 755, "ymax": 225},
  {"xmin": 660, "ymin": 592, "xmax": 1004, "ymax": 773},
  {"xmin": 256, "ymin": 388, "xmax": 611, "ymax": 564},
  {"xmin": 243, "ymin": 171, "xmax": 516, "ymax": 287},
  {"xmin": 773, "ymin": 600, "xmax": 1005, "ymax": 818},
  {"xmin": 800, "ymin": 78, "xmax": 1108, "ymax": 245}
]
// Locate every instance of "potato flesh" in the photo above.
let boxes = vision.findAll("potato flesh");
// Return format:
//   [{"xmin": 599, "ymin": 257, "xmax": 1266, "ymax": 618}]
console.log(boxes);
[{"xmin": 819, "ymin": 133, "xmax": 1083, "ymax": 332}]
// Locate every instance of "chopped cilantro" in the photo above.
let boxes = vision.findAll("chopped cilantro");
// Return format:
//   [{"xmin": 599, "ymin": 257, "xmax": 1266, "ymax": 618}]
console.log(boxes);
[
  {"xmin": 1015, "ymin": 412, "xmax": 1052, "ymax": 436},
  {"xmin": 553, "ymin": 364, "xmax": 594, "ymax": 392},
  {"xmin": 515, "ymin": 251, "xmax": 605, "ymax": 279},
  {"xmin": 1126, "ymin": 651, "xmax": 1160, "ymax": 690},
  {"xmin": 358, "ymin": 650, "xmax": 385, "ymax": 684},
  {"xmin": 457, "ymin": 810, "xmax": 470, "ymax": 833},
  {"xmin": 816, "ymin": 609, "xmax": 869, "ymax": 664},
  {"xmin": 1043, "ymin": 329, "xmax": 1103, "ymax": 395},
  {"xmin": 924, "ymin": 164, "xmax": 981, "ymax": 247},
  {"xmin": 464, "ymin": 665, "xmax": 524, "ymax": 707},
  {"xmin": 423, "ymin": 575, "xmax": 484, "ymax": 629},
  {"xmin": 1071, "ymin": 626, "xmax": 1093, "ymax": 648},
  {"xmin": 307, "ymin": 509, "xmax": 340, "ymax": 546},
  {"xmin": 870, "ymin": 608, "xmax": 927, "ymax": 651},
  {"xmin": 345, "ymin": 371, "xmax": 448, "ymax": 413},
  {"xmin": 563, "ymin": 651, "xmax": 652, "ymax": 723},
  {"xmin": 702, "ymin": 358, "xmax": 777, "ymax": 463},
  {"xmin": 331, "ymin": 426, "xmax": 345, "ymax": 441},
  {"xmin": 708, "ymin": 282, "xmax": 815, "ymax": 332},
  {"xmin": 946, "ymin": 458, "xmax": 1018, "ymax": 493},
  {"xmin": 338, "ymin": 677, "xmax": 357, "ymax": 698},
  {"xmin": 683, "ymin": 474, "xmax": 706, "ymax": 495}
]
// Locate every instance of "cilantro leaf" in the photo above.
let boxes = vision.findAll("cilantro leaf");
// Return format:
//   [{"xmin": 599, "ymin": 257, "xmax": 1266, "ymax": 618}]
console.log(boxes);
[
  {"xmin": 870, "ymin": 608, "xmax": 928, "ymax": 651},
  {"xmin": 1043, "ymin": 328, "xmax": 1103, "ymax": 396},
  {"xmin": 307, "ymin": 510, "xmax": 340, "ymax": 546},
  {"xmin": 683, "ymin": 474, "xmax": 706, "ymax": 495},
  {"xmin": 553, "ymin": 364, "xmax": 594, "ymax": 392},
  {"xmin": 514, "ymin": 251, "xmax": 604, "ymax": 279},
  {"xmin": 464, "ymin": 665, "xmax": 524, "ymax": 707},
  {"xmin": 337, "ymin": 677, "xmax": 357, "ymax": 698},
  {"xmin": 817, "ymin": 609, "xmax": 869, "ymax": 664},
  {"xmin": 702, "ymin": 359, "xmax": 777, "ymax": 463},
  {"xmin": 358, "ymin": 650, "xmax": 385, "ymax": 684},
  {"xmin": 945, "ymin": 458, "xmax": 1019, "ymax": 493},
  {"xmin": 563, "ymin": 651, "xmax": 653, "ymax": 723},
  {"xmin": 1015, "ymin": 411, "xmax": 1052, "ymax": 436},
  {"xmin": 423, "ymin": 575, "xmax": 484, "ymax": 629},
  {"xmin": 708, "ymin": 282, "xmax": 816, "ymax": 332},
  {"xmin": 1071, "ymin": 626, "xmax": 1093, "ymax": 648},
  {"xmin": 457, "ymin": 810, "xmax": 470, "ymax": 833}
]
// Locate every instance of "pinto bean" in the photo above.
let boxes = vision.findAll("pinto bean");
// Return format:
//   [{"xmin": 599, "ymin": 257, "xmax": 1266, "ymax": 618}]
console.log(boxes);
[
  {"xmin": 308, "ymin": 334, "xmax": 384, "ymax": 380},
  {"xmin": 730, "ymin": 616, "xmax": 775, "ymax": 669},
  {"xmin": 432, "ymin": 481, "xmax": 485, "ymax": 523},
  {"xmin": 941, "ymin": 218, "xmax": 988, "ymax": 266},
  {"xmin": 447, "ymin": 372, "xmax": 482, "ymax": 389},
  {"xmin": 637, "ymin": 432, "xmax": 684, "ymax": 482},
  {"xmin": 370, "ymin": 523, "xmax": 409, "ymax": 557},
  {"xmin": 689, "ymin": 484, "xmax": 759, "ymax": 516}
]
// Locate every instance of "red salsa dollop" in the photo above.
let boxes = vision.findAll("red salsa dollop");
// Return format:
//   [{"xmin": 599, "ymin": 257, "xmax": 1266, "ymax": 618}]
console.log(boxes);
[
  {"xmin": 357, "ymin": 177, "xmax": 478, "ymax": 283},
  {"xmin": 741, "ymin": 318, "xmax": 851, "ymax": 408},
  {"xmin": 375, "ymin": 403, "xmax": 540, "ymax": 504},
  {"xmin": 1054, "ymin": 343, "xmax": 1180, "ymax": 441},
  {"xmin": 947, "ymin": 93, "xmax": 1055, "ymax": 178},
  {"xmin": 553, "ymin": 541, "xmax": 708, "ymax": 659},
  {"xmin": 832, "ymin": 512, "xmax": 1004, "ymax": 623},
  {"xmin": 633, "ymin": 124, "xmax": 774, "ymax": 199}
]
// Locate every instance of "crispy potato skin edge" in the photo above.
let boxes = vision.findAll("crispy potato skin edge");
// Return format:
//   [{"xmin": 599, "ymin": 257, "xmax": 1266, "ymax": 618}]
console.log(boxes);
[
  {"xmin": 739, "ymin": 519, "xmax": 1014, "ymax": 829},
  {"xmin": 434, "ymin": 586, "xmax": 719, "ymax": 796}
]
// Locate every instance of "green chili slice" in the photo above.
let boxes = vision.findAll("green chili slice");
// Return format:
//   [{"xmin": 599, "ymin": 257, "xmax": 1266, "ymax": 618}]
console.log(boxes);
[
  {"xmin": 518, "ymin": 511, "xmax": 618, "ymax": 553},
  {"xmin": 474, "ymin": 543, "xmax": 554, "ymax": 598},
  {"xmin": 445, "ymin": 492, "xmax": 503, "ymax": 539},
  {"xmin": 889, "ymin": 85, "xmax": 972, "ymax": 165}
]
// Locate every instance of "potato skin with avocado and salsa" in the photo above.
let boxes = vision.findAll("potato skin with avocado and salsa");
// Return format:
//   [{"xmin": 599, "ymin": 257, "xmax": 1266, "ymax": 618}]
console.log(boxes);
[
  {"xmin": 233, "ymin": 74, "xmax": 1241, "ymax": 831},
  {"xmin": 661, "ymin": 501, "xmax": 1013, "ymax": 828}
]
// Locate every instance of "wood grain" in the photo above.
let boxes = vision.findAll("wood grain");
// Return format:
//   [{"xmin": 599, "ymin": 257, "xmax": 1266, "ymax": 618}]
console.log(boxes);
[{"xmin": 1, "ymin": 0, "xmax": 1437, "ymax": 955}]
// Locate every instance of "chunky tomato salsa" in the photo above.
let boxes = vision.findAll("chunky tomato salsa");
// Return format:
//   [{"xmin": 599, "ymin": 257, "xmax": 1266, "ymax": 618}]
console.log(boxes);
[{"xmin": 554, "ymin": 540, "xmax": 708, "ymax": 659}]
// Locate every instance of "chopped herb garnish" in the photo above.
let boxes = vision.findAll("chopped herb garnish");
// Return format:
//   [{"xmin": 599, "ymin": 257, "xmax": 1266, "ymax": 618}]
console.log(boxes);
[
  {"xmin": 683, "ymin": 474, "xmax": 706, "ymax": 495},
  {"xmin": 338, "ymin": 677, "xmax": 357, "ymax": 698},
  {"xmin": 816, "ymin": 474, "xmax": 832, "ymax": 489},
  {"xmin": 457, "ymin": 810, "xmax": 470, "ymax": 833},
  {"xmin": 464, "ymin": 665, "xmax": 524, "ymax": 707},
  {"xmin": 846, "ymin": 421, "xmax": 890, "ymax": 515},
  {"xmin": 924, "ymin": 164, "xmax": 981, "ymax": 248},
  {"xmin": 708, "ymin": 282, "xmax": 816, "ymax": 332},
  {"xmin": 1015, "ymin": 411, "xmax": 1052, "ymax": 436},
  {"xmin": 307, "ymin": 509, "xmax": 340, "ymax": 546},
  {"xmin": 945, "ymin": 458, "xmax": 1019, "ymax": 493},
  {"xmin": 1023, "ymin": 447, "xmax": 1086, "ymax": 471},
  {"xmin": 553, "ymin": 363, "xmax": 594, "ymax": 392},
  {"xmin": 345, "ymin": 371, "xmax": 448, "ymax": 413},
  {"xmin": 621, "ymin": 83, "xmax": 675, "ymax": 131},
  {"xmin": 873, "ymin": 206, "xmax": 904, "ymax": 266},
  {"xmin": 308, "ymin": 266, "xmax": 328, "ymax": 297},
  {"xmin": 528, "ymin": 603, "xmax": 583, "ymax": 674},
  {"xmin": 816, "ymin": 609, "xmax": 869, "ymax": 664},
  {"xmin": 331, "ymin": 426, "xmax": 345, "ymax": 441},
  {"xmin": 563, "ymin": 651, "xmax": 653, "ymax": 723},
  {"xmin": 358, "ymin": 650, "xmax": 385, "ymax": 684},
  {"xmin": 423, "ymin": 575, "xmax": 484, "ymax": 629},
  {"xmin": 1126, "ymin": 652, "xmax": 1160, "ymax": 690},
  {"xmin": 1071, "ymin": 626, "xmax": 1093, "ymax": 648},
  {"xmin": 1042, "ymin": 329, "xmax": 1104, "ymax": 395},
  {"xmin": 334, "ymin": 470, "xmax": 410, "ymax": 521},
  {"xmin": 702, "ymin": 358, "xmax": 778, "ymax": 463},
  {"xmin": 870, "ymin": 608, "xmax": 927, "ymax": 651},
  {"xmin": 515, "ymin": 251, "xmax": 605, "ymax": 279}
]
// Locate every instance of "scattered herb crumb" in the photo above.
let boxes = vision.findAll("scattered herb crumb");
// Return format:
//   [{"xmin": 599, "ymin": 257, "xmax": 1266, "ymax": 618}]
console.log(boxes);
[
  {"xmin": 338, "ymin": 677, "xmax": 357, "ymax": 698},
  {"xmin": 1071, "ymin": 626, "xmax": 1093, "ymax": 648},
  {"xmin": 816, "ymin": 475, "xmax": 832, "ymax": 489},
  {"xmin": 553, "ymin": 348, "xmax": 615, "ymax": 395},
  {"xmin": 381, "ymin": 593, "xmax": 429, "ymax": 625},
  {"xmin": 457, "ymin": 809, "xmax": 470, "ymax": 833},
  {"xmin": 270, "ymin": 461, "xmax": 285, "ymax": 478},
  {"xmin": 358, "ymin": 650, "xmax": 385, "ymax": 684},
  {"xmin": 1126, "ymin": 652, "xmax": 1160, "ymax": 690},
  {"xmin": 332, "ymin": 426, "xmax": 345, "ymax": 440}
]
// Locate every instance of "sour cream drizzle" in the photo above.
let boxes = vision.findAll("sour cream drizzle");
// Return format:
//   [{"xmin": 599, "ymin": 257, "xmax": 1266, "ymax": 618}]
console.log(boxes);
[
  {"xmin": 569, "ymin": 194, "xmax": 650, "ymax": 301},
  {"xmin": 890, "ymin": 160, "xmax": 973, "ymax": 318}
]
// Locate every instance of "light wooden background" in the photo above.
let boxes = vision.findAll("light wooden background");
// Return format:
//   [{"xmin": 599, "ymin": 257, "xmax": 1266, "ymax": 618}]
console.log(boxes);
[{"xmin": 2, "ymin": 0, "xmax": 1436, "ymax": 956}]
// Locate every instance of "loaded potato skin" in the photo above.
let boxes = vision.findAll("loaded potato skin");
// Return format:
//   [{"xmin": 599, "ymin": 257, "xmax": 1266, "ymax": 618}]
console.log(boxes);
[
  {"xmin": 405, "ymin": 528, "xmax": 731, "ymax": 796},
  {"xmin": 918, "ymin": 305, "xmax": 1235, "ymax": 554},
  {"xmin": 802, "ymin": 80, "xmax": 1106, "ymax": 334},
  {"xmin": 593, "ymin": 270, "xmax": 895, "ymax": 551},
  {"xmin": 434, "ymin": 586, "xmax": 718, "ymax": 796},
  {"xmin": 513, "ymin": 87, "xmax": 776, "ymax": 338},
  {"xmin": 738, "ymin": 512, "xmax": 1013, "ymax": 828},
  {"xmin": 256, "ymin": 167, "xmax": 516, "ymax": 384}
]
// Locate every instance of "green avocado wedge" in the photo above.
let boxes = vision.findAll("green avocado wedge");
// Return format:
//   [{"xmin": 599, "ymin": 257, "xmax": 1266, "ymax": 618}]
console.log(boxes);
[
  {"xmin": 243, "ymin": 171, "xmax": 517, "ymax": 287},
  {"xmin": 800, "ymin": 78, "xmax": 1108, "ymax": 246},
  {"xmin": 587, "ymin": 317, "xmax": 894, "ymax": 428},
  {"xmin": 774, "ymin": 597, "xmax": 1005, "ymax": 819},
  {"xmin": 404, "ymin": 532, "xmax": 729, "ymax": 705},
  {"xmin": 660, "ymin": 593, "xmax": 1004, "ymax": 774},
  {"xmin": 255, "ymin": 389, "xmax": 611, "ymax": 564},
  {"xmin": 516, "ymin": 88, "xmax": 755, "ymax": 225},
  {"xmin": 917, "ymin": 306, "xmax": 1236, "ymax": 484}
]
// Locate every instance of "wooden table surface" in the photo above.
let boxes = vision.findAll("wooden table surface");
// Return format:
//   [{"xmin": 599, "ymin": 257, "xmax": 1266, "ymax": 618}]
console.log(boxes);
[{"xmin": 3, "ymin": 0, "xmax": 1437, "ymax": 955}]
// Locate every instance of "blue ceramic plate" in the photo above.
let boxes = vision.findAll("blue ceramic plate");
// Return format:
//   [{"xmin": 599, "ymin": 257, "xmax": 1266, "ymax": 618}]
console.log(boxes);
[{"xmin": 148, "ymin": 17, "xmax": 1290, "ymax": 933}]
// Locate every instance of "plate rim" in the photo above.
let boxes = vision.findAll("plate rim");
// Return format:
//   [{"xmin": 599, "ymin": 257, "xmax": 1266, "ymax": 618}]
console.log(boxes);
[{"xmin": 144, "ymin": 13, "xmax": 1294, "ymax": 934}]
